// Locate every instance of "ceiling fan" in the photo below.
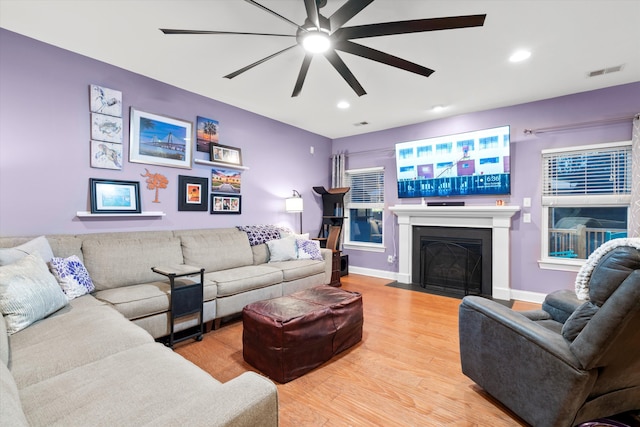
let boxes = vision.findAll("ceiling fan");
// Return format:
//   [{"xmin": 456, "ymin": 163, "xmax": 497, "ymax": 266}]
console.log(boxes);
[{"xmin": 160, "ymin": 0, "xmax": 486, "ymax": 97}]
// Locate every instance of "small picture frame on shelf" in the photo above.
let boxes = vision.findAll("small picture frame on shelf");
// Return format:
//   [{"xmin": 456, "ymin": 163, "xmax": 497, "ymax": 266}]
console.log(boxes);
[
  {"xmin": 178, "ymin": 175, "xmax": 208, "ymax": 211},
  {"xmin": 211, "ymin": 193, "xmax": 241, "ymax": 214},
  {"xmin": 210, "ymin": 143, "xmax": 242, "ymax": 166},
  {"xmin": 90, "ymin": 178, "xmax": 141, "ymax": 214}
]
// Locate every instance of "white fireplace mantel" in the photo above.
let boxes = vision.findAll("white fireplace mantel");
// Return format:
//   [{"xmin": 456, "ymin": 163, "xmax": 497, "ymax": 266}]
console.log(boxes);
[{"xmin": 389, "ymin": 204, "xmax": 520, "ymax": 300}]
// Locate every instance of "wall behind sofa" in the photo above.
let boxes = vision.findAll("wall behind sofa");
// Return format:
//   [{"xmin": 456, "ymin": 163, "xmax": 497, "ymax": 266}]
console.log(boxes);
[
  {"xmin": 0, "ymin": 29, "xmax": 331, "ymax": 237},
  {"xmin": 333, "ymin": 81, "xmax": 640, "ymax": 297}
]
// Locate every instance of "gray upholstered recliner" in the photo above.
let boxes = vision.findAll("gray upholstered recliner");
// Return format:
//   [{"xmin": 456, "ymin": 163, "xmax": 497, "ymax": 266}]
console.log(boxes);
[{"xmin": 459, "ymin": 240, "xmax": 640, "ymax": 427}]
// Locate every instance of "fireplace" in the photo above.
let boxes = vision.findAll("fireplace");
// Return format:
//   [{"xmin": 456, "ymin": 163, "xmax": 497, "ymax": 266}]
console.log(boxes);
[
  {"xmin": 389, "ymin": 205, "xmax": 520, "ymax": 300},
  {"xmin": 412, "ymin": 226, "xmax": 492, "ymax": 297}
]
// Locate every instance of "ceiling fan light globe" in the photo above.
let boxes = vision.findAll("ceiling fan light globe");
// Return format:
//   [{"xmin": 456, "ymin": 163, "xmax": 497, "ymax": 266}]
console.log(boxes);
[{"xmin": 302, "ymin": 32, "xmax": 330, "ymax": 53}]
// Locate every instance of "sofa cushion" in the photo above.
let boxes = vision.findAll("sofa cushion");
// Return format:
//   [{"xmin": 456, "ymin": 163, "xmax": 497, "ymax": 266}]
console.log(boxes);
[
  {"xmin": 48, "ymin": 255, "xmax": 95, "ymax": 299},
  {"xmin": 0, "ymin": 363, "xmax": 29, "ymax": 427},
  {"xmin": 179, "ymin": 231, "xmax": 253, "ymax": 271},
  {"xmin": 266, "ymin": 236, "xmax": 298, "ymax": 262},
  {"xmin": 94, "ymin": 278, "xmax": 216, "ymax": 321},
  {"xmin": 0, "ymin": 254, "xmax": 68, "ymax": 335},
  {"xmin": 236, "ymin": 225, "xmax": 282, "ymax": 246},
  {"xmin": 0, "ymin": 316, "xmax": 8, "ymax": 366},
  {"xmin": 0, "ymin": 236, "xmax": 54, "ymax": 266},
  {"xmin": 206, "ymin": 265, "xmax": 283, "ymax": 297},
  {"xmin": 81, "ymin": 237, "xmax": 184, "ymax": 290},
  {"xmin": 9, "ymin": 295, "xmax": 153, "ymax": 389},
  {"xmin": 296, "ymin": 238, "xmax": 323, "ymax": 261},
  {"xmin": 267, "ymin": 259, "xmax": 326, "ymax": 282}
]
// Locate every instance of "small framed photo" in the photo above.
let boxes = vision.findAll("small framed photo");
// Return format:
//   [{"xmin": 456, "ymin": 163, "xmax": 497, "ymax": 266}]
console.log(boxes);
[
  {"xmin": 90, "ymin": 178, "xmax": 141, "ymax": 214},
  {"xmin": 90, "ymin": 140, "xmax": 123, "ymax": 170},
  {"xmin": 211, "ymin": 193, "xmax": 241, "ymax": 214},
  {"xmin": 196, "ymin": 116, "xmax": 219, "ymax": 153},
  {"xmin": 178, "ymin": 175, "xmax": 208, "ymax": 211},
  {"xmin": 211, "ymin": 167, "xmax": 241, "ymax": 194},
  {"xmin": 210, "ymin": 143, "xmax": 242, "ymax": 166},
  {"xmin": 129, "ymin": 108, "xmax": 193, "ymax": 169}
]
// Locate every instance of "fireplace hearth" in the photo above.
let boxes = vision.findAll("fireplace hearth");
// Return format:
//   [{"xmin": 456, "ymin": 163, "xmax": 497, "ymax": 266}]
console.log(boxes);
[{"xmin": 412, "ymin": 226, "xmax": 492, "ymax": 297}]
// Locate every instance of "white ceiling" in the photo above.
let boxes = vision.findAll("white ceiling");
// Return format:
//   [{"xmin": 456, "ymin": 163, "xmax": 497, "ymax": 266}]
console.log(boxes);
[{"xmin": 1, "ymin": 0, "xmax": 639, "ymax": 139}]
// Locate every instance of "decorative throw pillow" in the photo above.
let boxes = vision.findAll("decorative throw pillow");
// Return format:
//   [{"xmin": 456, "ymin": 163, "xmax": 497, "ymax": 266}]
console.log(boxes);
[
  {"xmin": 297, "ymin": 238, "xmax": 323, "ymax": 261},
  {"xmin": 0, "ymin": 236, "xmax": 55, "ymax": 266},
  {"xmin": 0, "ymin": 253, "xmax": 68, "ymax": 335},
  {"xmin": 237, "ymin": 225, "xmax": 282, "ymax": 246},
  {"xmin": 266, "ymin": 236, "xmax": 298, "ymax": 262},
  {"xmin": 49, "ymin": 255, "xmax": 95, "ymax": 299}
]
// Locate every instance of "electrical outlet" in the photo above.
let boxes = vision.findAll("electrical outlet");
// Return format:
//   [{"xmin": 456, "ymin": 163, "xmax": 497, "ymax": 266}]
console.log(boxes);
[{"xmin": 387, "ymin": 255, "xmax": 395, "ymax": 263}]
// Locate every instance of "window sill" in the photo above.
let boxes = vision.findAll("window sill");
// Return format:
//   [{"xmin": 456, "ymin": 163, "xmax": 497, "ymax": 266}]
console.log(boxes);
[
  {"xmin": 343, "ymin": 242, "xmax": 386, "ymax": 253},
  {"xmin": 538, "ymin": 258, "xmax": 584, "ymax": 272}
]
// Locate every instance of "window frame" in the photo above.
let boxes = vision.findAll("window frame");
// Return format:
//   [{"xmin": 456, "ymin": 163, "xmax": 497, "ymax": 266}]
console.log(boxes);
[
  {"xmin": 343, "ymin": 166, "xmax": 386, "ymax": 252},
  {"xmin": 538, "ymin": 140, "xmax": 631, "ymax": 271}
]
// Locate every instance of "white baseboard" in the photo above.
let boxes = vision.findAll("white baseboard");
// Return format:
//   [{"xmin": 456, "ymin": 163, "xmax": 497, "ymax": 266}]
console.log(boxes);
[{"xmin": 346, "ymin": 267, "xmax": 547, "ymax": 304}]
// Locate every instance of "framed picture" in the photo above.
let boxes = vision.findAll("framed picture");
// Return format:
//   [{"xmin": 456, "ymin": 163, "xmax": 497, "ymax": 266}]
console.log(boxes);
[
  {"xmin": 89, "ymin": 84, "xmax": 122, "ymax": 117},
  {"xmin": 129, "ymin": 108, "xmax": 193, "ymax": 169},
  {"xmin": 211, "ymin": 167, "xmax": 241, "ymax": 194},
  {"xmin": 210, "ymin": 143, "xmax": 242, "ymax": 166},
  {"xmin": 211, "ymin": 193, "xmax": 241, "ymax": 214},
  {"xmin": 90, "ymin": 178, "xmax": 141, "ymax": 214},
  {"xmin": 90, "ymin": 140, "xmax": 123, "ymax": 170},
  {"xmin": 178, "ymin": 175, "xmax": 208, "ymax": 211},
  {"xmin": 91, "ymin": 113, "xmax": 123, "ymax": 143},
  {"xmin": 196, "ymin": 116, "xmax": 219, "ymax": 153}
]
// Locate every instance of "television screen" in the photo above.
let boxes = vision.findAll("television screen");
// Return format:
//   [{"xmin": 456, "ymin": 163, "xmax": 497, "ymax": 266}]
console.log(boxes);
[{"xmin": 395, "ymin": 125, "xmax": 511, "ymax": 198}]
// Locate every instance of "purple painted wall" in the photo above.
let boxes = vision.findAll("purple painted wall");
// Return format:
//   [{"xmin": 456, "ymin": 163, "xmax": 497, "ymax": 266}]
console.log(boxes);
[
  {"xmin": 334, "ymin": 82, "xmax": 640, "ymax": 295},
  {"xmin": 0, "ymin": 29, "xmax": 331, "ymax": 237}
]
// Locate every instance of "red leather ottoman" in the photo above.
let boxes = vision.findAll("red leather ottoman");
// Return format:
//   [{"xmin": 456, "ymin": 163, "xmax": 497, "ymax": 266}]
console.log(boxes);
[{"xmin": 242, "ymin": 285, "xmax": 363, "ymax": 383}]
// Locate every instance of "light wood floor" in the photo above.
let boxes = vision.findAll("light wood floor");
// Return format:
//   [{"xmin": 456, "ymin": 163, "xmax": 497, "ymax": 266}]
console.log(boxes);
[{"xmin": 175, "ymin": 274, "xmax": 540, "ymax": 426}]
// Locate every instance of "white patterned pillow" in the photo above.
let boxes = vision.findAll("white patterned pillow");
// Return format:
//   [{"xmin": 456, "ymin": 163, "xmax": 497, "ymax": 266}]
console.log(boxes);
[
  {"xmin": 0, "ymin": 236, "xmax": 54, "ymax": 266},
  {"xmin": 297, "ymin": 239, "xmax": 323, "ymax": 261},
  {"xmin": 49, "ymin": 255, "xmax": 95, "ymax": 299},
  {"xmin": 0, "ymin": 253, "xmax": 68, "ymax": 335},
  {"xmin": 237, "ymin": 225, "xmax": 282, "ymax": 246},
  {"xmin": 266, "ymin": 236, "xmax": 298, "ymax": 262}
]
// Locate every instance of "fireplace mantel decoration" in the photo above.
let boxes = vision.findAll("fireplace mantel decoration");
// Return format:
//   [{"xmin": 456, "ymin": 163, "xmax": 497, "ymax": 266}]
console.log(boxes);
[{"xmin": 389, "ymin": 205, "xmax": 520, "ymax": 300}]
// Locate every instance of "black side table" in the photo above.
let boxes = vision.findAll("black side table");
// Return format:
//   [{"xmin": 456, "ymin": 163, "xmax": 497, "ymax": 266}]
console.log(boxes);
[{"xmin": 152, "ymin": 265, "xmax": 205, "ymax": 348}]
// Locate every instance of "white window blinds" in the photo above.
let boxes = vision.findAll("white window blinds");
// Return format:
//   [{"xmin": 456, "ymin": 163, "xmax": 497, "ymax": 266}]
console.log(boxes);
[
  {"xmin": 542, "ymin": 142, "xmax": 631, "ymax": 204},
  {"xmin": 347, "ymin": 167, "xmax": 384, "ymax": 204}
]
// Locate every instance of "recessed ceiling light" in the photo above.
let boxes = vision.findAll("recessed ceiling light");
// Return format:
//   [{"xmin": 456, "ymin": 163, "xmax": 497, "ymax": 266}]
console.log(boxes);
[
  {"xmin": 337, "ymin": 101, "xmax": 350, "ymax": 109},
  {"xmin": 509, "ymin": 50, "xmax": 531, "ymax": 63}
]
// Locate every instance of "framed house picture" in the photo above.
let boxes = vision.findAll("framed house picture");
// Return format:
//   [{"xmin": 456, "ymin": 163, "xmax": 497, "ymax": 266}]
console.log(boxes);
[
  {"xmin": 90, "ymin": 178, "xmax": 141, "ymax": 214},
  {"xmin": 211, "ymin": 193, "xmax": 241, "ymax": 214},
  {"xmin": 211, "ymin": 167, "xmax": 241, "ymax": 194},
  {"xmin": 177, "ymin": 175, "xmax": 208, "ymax": 211},
  {"xmin": 129, "ymin": 108, "xmax": 193, "ymax": 169}
]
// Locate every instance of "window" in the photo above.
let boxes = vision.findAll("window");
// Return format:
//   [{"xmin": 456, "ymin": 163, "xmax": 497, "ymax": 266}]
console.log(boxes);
[
  {"xmin": 344, "ymin": 167, "xmax": 384, "ymax": 250},
  {"xmin": 540, "ymin": 141, "xmax": 631, "ymax": 270}
]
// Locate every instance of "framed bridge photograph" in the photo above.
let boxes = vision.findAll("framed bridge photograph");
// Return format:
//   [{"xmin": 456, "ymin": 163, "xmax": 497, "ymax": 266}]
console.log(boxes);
[{"xmin": 129, "ymin": 108, "xmax": 193, "ymax": 169}]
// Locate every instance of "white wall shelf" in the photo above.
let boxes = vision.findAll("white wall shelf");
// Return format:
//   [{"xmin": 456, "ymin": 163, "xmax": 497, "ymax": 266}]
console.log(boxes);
[
  {"xmin": 194, "ymin": 158, "xmax": 250, "ymax": 171},
  {"xmin": 76, "ymin": 211, "xmax": 166, "ymax": 218}
]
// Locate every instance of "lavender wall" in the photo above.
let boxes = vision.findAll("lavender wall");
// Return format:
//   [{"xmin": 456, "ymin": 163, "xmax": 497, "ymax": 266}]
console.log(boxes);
[
  {"xmin": 334, "ymin": 82, "xmax": 640, "ymax": 295},
  {"xmin": 0, "ymin": 29, "xmax": 331, "ymax": 237}
]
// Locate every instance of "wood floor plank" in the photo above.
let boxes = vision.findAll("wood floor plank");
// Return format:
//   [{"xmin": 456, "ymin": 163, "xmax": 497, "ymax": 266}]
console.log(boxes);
[{"xmin": 175, "ymin": 274, "xmax": 535, "ymax": 426}]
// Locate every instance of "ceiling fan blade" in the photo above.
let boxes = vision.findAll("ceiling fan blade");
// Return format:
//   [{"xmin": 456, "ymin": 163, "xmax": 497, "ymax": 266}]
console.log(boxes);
[
  {"xmin": 304, "ymin": 0, "xmax": 321, "ymax": 29},
  {"xmin": 245, "ymin": 0, "xmax": 305, "ymax": 32},
  {"xmin": 160, "ymin": 29, "xmax": 294, "ymax": 37},
  {"xmin": 329, "ymin": 0, "xmax": 375, "ymax": 31},
  {"xmin": 334, "ymin": 40, "xmax": 434, "ymax": 77},
  {"xmin": 224, "ymin": 45, "xmax": 297, "ymax": 79},
  {"xmin": 323, "ymin": 49, "xmax": 366, "ymax": 96},
  {"xmin": 292, "ymin": 53, "xmax": 313, "ymax": 97},
  {"xmin": 334, "ymin": 15, "xmax": 487, "ymax": 40}
]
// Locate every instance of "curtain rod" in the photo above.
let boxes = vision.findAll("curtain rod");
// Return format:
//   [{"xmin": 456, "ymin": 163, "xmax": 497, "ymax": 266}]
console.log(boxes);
[
  {"xmin": 524, "ymin": 114, "xmax": 637, "ymax": 135},
  {"xmin": 332, "ymin": 147, "xmax": 395, "ymax": 157}
]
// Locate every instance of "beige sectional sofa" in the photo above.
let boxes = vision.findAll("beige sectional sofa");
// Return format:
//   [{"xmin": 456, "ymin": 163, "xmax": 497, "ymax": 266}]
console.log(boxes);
[{"xmin": 0, "ymin": 226, "xmax": 332, "ymax": 426}]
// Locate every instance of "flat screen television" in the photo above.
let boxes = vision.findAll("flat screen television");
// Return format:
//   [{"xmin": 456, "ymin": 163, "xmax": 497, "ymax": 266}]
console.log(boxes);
[{"xmin": 395, "ymin": 125, "xmax": 511, "ymax": 198}]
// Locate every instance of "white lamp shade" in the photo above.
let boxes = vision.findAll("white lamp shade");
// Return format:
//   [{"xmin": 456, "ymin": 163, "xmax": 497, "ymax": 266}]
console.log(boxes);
[{"xmin": 285, "ymin": 197, "xmax": 304, "ymax": 213}]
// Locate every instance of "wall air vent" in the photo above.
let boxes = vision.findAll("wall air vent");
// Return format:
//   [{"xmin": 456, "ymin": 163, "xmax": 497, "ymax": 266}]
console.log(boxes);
[{"xmin": 587, "ymin": 64, "xmax": 624, "ymax": 78}]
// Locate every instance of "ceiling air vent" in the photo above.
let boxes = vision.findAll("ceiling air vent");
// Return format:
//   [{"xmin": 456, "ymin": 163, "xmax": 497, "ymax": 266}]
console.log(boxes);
[
  {"xmin": 354, "ymin": 121, "xmax": 369, "ymax": 127},
  {"xmin": 587, "ymin": 64, "xmax": 624, "ymax": 78}
]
